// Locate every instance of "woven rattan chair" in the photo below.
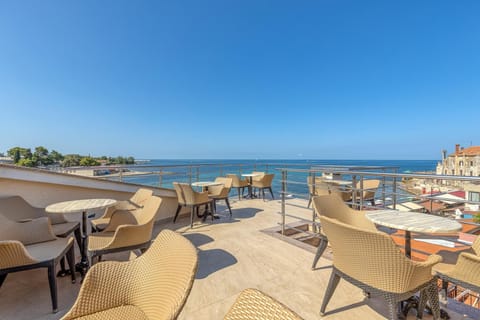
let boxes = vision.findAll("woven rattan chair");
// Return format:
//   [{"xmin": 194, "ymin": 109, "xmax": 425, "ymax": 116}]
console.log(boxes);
[
  {"xmin": 91, "ymin": 188, "xmax": 153, "ymax": 232},
  {"xmin": 311, "ymin": 194, "xmax": 377, "ymax": 269},
  {"xmin": 224, "ymin": 288, "xmax": 303, "ymax": 320},
  {"xmin": 87, "ymin": 195, "xmax": 161, "ymax": 264},
  {"xmin": 252, "ymin": 171, "xmax": 265, "ymax": 182},
  {"xmin": 307, "ymin": 176, "xmax": 331, "ymax": 208},
  {"xmin": 319, "ymin": 215, "xmax": 442, "ymax": 320},
  {"xmin": 345, "ymin": 179, "xmax": 380, "ymax": 206},
  {"xmin": 0, "ymin": 196, "xmax": 81, "ymax": 275},
  {"xmin": 433, "ymin": 236, "xmax": 480, "ymax": 303},
  {"xmin": 252, "ymin": 173, "xmax": 275, "ymax": 200},
  {"xmin": 226, "ymin": 174, "xmax": 249, "ymax": 200},
  {"xmin": 61, "ymin": 229, "xmax": 198, "ymax": 320},
  {"xmin": 208, "ymin": 177, "xmax": 233, "ymax": 216},
  {"xmin": 173, "ymin": 182, "xmax": 215, "ymax": 228},
  {"xmin": 0, "ymin": 215, "xmax": 75, "ymax": 313}
]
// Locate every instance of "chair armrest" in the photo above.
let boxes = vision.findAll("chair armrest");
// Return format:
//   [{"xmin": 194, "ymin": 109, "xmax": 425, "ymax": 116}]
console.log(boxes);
[
  {"xmin": 447, "ymin": 252, "xmax": 480, "ymax": 286},
  {"xmin": 61, "ymin": 260, "xmax": 135, "ymax": 319},
  {"xmin": 0, "ymin": 240, "xmax": 37, "ymax": 269},
  {"xmin": 405, "ymin": 254, "xmax": 443, "ymax": 290},
  {"xmin": 103, "ymin": 210, "xmax": 137, "ymax": 232},
  {"xmin": 106, "ymin": 222, "xmax": 154, "ymax": 250},
  {"xmin": 414, "ymin": 254, "xmax": 443, "ymax": 268}
]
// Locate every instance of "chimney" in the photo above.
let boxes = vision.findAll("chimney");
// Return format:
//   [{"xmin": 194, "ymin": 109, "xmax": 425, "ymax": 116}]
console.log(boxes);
[
  {"xmin": 442, "ymin": 149, "xmax": 447, "ymax": 160},
  {"xmin": 455, "ymin": 144, "xmax": 460, "ymax": 154}
]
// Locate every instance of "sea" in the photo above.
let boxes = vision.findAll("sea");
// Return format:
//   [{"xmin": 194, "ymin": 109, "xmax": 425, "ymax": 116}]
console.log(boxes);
[{"xmin": 111, "ymin": 159, "xmax": 438, "ymax": 201}]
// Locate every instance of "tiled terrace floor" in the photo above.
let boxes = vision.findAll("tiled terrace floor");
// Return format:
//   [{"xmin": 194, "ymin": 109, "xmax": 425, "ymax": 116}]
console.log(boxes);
[{"xmin": 0, "ymin": 197, "xmax": 476, "ymax": 320}]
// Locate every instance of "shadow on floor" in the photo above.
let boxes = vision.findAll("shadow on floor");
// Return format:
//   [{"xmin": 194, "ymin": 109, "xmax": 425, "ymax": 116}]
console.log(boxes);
[
  {"xmin": 196, "ymin": 248, "xmax": 237, "ymax": 279},
  {"xmin": 182, "ymin": 233, "xmax": 214, "ymax": 247}
]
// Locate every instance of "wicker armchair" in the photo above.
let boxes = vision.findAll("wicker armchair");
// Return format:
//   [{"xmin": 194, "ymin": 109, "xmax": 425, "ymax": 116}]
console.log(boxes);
[
  {"xmin": 208, "ymin": 177, "xmax": 233, "ymax": 216},
  {"xmin": 252, "ymin": 174, "xmax": 275, "ymax": 200},
  {"xmin": 311, "ymin": 194, "xmax": 377, "ymax": 269},
  {"xmin": 345, "ymin": 179, "xmax": 380, "ymax": 206},
  {"xmin": 319, "ymin": 215, "xmax": 442, "ymax": 320},
  {"xmin": 91, "ymin": 188, "xmax": 153, "ymax": 232},
  {"xmin": 173, "ymin": 182, "xmax": 215, "ymax": 228},
  {"xmin": 252, "ymin": 171, "xmax": 265, "ymax": 182},
  {"xmin": 224, "ymin": 288, "xmax": 303, "ymax": 320},
  {"xmin": 226, "ymin": 174, "xmax": 249, "ymax": 200},
  {"xmin": 433, "ymin": 236, "xmax": 480, "ymax": 303},
  {"xmin": 87, "ymin": 195, "xmax": 161, "ymax": 264},
  {"xmin": 0, "ymin": 215, "xmax": 75, "ymax": 313},
  {"xmin": 61, "ymin": 229, "xmax": 198, "ymax": 320},
  {"xmin": 0, "ymin": 196, "xmax": 81, "ymax": 275},
  {"xmin": 307, "ymin": 176, "xmax": 331, "ymax": 208}
]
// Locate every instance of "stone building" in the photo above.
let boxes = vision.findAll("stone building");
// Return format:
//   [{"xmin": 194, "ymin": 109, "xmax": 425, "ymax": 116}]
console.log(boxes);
[{"xmin": 436, "ymin": 144, "xmax": 480, "ymax": 177}]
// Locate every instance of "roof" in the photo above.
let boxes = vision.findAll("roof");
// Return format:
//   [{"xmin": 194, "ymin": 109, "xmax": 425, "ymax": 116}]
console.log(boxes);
[
  {"xmin": 452, "ymin": 145, "xmax": 480, "ymax": 156},
  {"xmin": 449, "ymin": 190, "xmax": 466, "ymax": 198}
]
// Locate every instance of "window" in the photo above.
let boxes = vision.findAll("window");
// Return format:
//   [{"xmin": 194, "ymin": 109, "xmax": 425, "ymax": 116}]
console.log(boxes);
[
  {"xmin": 460, "ymin": 170, "xmax": 463, "ymax": 176},
  {"xmin": 471, "ymin": 161, "xmax": 474, "ymax": 166},
  {"xmin": 452, "ymin": 170, "xmax": 455, "ymax": 175},
  {"xmin": 469, "ymin": 192, "xmax": 480, "ymax": 203},
  {"xmin": 471, "ymin": 171, "xmax": 474, "ymax": 176},
  {"xmin": 459, "ymin": 161, "xmax": 464, "ymax": 167}
]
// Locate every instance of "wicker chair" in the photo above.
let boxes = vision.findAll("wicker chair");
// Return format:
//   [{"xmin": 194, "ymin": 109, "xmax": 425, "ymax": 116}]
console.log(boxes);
[
  {"xmin": 226, "ymin": 174, "xmax": 249, "ymax": 200},
  {"xmin": 252, "ymin": 173, "xmax": 275, "ymax": 200},
  {"xmin": 433, "ymin": 236, "xmax": 480, "ymax": 303},
  {"xmin": 0, "ymin": 215, "xmax": 75, "ymax": 313},
  {"xmin": 91, "ymin": 188, "xmax": 153, "ymax": 232},
  {"xmin": 0, "ymin": 196, "xmax": 81, "ymax": 275},
  {"xmin": 311, "ymin": 194, "xmax": 377, "ymax": 269},
  {"xmin": 252, "ymin": 171, "xmax": 265, "ymax": 182},
  {"xmin": 87, "ymin": 195, "xmax": 161, "ymax": 264},
  {"xmin": 345, "ymin": 179, "xmax": 380, "ymax": 206},
  {"xmin": 173, "ymin": 182, "xmax": 215, "ymax": 228},
  {"xmin": 307, "ymin": 176, "xmax": 331, "ymax": 208},
  {"xmin": 208, "ymin": 177, "xmax": 233, "ymax": 216},
  {"xmin": 224, "ymin": 288, "xmax": 303, "ymax": 320},
  {"xmin": 61, "ymin": 229, "xmax": 198, "ymax": 320},
  {"xmin": 319, "ymin": 215, "xmax": 442, "ymax": 320}
]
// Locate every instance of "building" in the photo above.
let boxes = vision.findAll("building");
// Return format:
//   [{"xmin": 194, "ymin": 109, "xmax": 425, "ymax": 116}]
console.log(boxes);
[{"xmin": 436, "ymin": 144, "xmax": 480, "ymax": 177}]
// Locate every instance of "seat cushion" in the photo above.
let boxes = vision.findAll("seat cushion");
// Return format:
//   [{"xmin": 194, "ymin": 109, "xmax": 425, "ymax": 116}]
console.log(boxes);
[
  {"xmin": 51, "ymin": 222, "xmax": 80, "ymax": 237},
  {"xmin": 71, "ymin": 305, "xmax": 148, "ymax": 320},
  {"xmin": 26, "ymin": 237, "xmax": 73, "ymax": 262},
  {"xmin": 90, "ymin": 218, "xmax": 110, "ymax": 231}
]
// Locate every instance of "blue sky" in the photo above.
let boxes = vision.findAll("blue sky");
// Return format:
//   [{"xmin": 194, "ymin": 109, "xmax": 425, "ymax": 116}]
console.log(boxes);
[{"xmin": 0, "ymin": 1, "xmax": 479, "ymax": 160}]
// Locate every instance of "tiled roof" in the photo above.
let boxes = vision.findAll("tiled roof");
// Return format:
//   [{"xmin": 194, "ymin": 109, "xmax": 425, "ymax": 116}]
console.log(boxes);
[{"xmin": 453, "ymin": 146, "xmax": 480, "ymax": 156}]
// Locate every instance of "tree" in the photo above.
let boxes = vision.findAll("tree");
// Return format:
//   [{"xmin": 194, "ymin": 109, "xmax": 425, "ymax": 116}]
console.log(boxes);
[
  {"xmin": 13, "ymin": 149, "xmax": 20, "ymax": 164},
  {"xmin": 62, "ymin": 154, "xmax": 81, "ymax": 167},
  {"xmin": 17, "ymin": 158, "xmax": 35, "ymax": 167},
  {"xmin": 79, "ymin": 156, "xmax": 100, "ymax": 166},
  {"xmin": 49, "ymin": 150, "xmax": 64, "ymax": 163}
]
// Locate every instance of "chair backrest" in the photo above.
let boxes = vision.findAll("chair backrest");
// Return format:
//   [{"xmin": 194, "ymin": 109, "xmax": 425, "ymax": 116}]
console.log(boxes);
[
  {"xmin": 173, "ymin": 182, "xmax": 186, "ymax": 205},
  {"xmin": 0, "ymin": 196, "xmax": 44, "ymax": 221},
  {"xmin": 226, "ymin": 174, "xmax": 241, "ymax": 186},
  {"xmin": 356, "ymin": 179, "xmax": 380, "ymax": 200},
  {"xmin": 64, "ymin": 229, "xmax": 198, "ymax": 320},
  {"xmin": 175, "ymin": 183, "xmax": 200, "ymax": 206},
  {"xmin": 215, "ymin": 177, "xmax": 233, "ymax": 189},
  {"xmin": 320, "ymin": 215, "xmax": 428, "ymax": 293},
  {"xmin": 134, "ymin": 195, "xmax": 162, "ymax": 225},
  {"xmin": 313, "ymin": 194, "xmax": 377, "ymax": 231},
  {"xmin": 307, "ymin": 176, "xmax": 331, "ymax": 196},
  {"xmin": 260, "ymin": 174, "xmax": 274, "ymax": 186},
  {"xmin": 472, "ymin": 236, "xmax": 480, "ymax": 256},
  {"xmin": 130, "ymin": 188, "xmax": 154, "ymax": 205}
]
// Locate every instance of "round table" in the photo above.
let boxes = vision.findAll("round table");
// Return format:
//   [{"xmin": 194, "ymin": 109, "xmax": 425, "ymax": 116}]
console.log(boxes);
[
  {"xmin": 365, "ymin": 210, "xmax": 462, "ymax": 258},
  {"xmin": 241, "ymin": 173, "xmax": 261, "ymax": 198},
  {"xmin": 46, "ymin": 198, "xmax": 117, "ymax": 277},
  {"xmin": 191, "ymin": 181, "xmax": 223, "ymax": 219}
]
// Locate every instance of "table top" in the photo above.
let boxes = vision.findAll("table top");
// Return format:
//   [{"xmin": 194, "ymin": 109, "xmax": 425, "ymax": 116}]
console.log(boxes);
[
  {"xmin": 191, "ymin": 181, "xmax": 223, "ymax": 187},
  {"xmin": 366, "ymin": 210, "xmax": 462, "ymax": 234},
  {"xmin": 323, "ymin": 179, "xmax": 352, "ymax": 186},
  {"xmin": 46, "ymin": 198, "xmax": 117, "ymax": 214},
  {"xmin": 241, "ymin": 173, "xmax": 261, "ymax": 177}
]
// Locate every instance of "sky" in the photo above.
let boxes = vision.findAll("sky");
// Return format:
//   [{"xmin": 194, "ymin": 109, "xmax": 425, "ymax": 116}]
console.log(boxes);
[{"xmin": 0, "ymin": 1, "xmax": 479, "ymax": 160}]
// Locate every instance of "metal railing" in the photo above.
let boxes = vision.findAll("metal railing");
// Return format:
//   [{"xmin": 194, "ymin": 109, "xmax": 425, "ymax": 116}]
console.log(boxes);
[{"xmin": 277, "ymin": 166, "xmax": 480, "ymax": 235}]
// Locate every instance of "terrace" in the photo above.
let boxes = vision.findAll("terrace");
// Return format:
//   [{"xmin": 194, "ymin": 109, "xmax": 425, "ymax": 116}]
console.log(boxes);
[{"xmin": 1, "ymin": 163, "xmax": 479, "ymax": 320}]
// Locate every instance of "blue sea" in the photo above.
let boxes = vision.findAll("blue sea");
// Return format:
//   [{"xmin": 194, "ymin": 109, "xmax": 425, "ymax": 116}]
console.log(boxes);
[{"xmin": 113, "ymin": 159, "xmax": 438, "ymax": 200}]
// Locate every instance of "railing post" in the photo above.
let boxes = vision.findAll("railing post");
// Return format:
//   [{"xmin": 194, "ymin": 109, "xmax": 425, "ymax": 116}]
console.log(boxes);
[
  {"xmin": 158, "ymin": 169, "xmax": 163, "ymax": 187},
  {"xmin": 266, "ymin": 164, "xmax": 269, "ymax": 173},
  {"xmin": 189, "ymin": 166, "xmax": 192, "ymax": 184},
  {"xmin": 254, "ymin": 163, "xmax": 257, "ymax": 171},
  {"xmin": 382, "ymin": 174, "xmax": 386, "ymax": 209},
  {"xmin": 392, "ymin": 169, "xmax": 398, "ymax": 210},
  {"xmin": 119, "ymin": 167, "xmax": 123, "ymax": 182},
  {"xmin": 196, "ymin": 167, "xmax": 200, "ymax": 182},
  {"xmin": 219, "ymin": 164, "xmax": 223, "ymax": 177},
  {"xmin": 352, "ymin": 175, "xmax": 357, "ymax": 207},
  {"xmin": 239, "ymin": 164, "xmax": 243, "ymax": 175},
  {"xmin": 281, "ymin": 170, "xmax": 287, "ymax": 235},
  {"xmin": 359, "ymin": 175, "xmax": 364, "ymax": 210},
  {"xmin": 311, "ymin": 171, "xmax": 317, "ymax": 233}
]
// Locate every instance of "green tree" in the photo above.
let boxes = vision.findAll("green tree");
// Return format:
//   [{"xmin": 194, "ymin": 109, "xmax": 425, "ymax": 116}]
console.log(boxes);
[
  {"xmin": 13, "ymin": 149, "xmax": 20, "ymax": 164},
  {"xmin": 79, "ymin": 156, "xmax": 100, "ymax": 166},
  {"xmin": 17, "ymin": 158, "xmax": 35, "ymax": 167},
  {"xmin": 49, "ymin": 150, "xmax": 64, "ymax": 163},
  {"xmin": 62, "ymin": 154, "xmax": 81, "ymax": 167}
]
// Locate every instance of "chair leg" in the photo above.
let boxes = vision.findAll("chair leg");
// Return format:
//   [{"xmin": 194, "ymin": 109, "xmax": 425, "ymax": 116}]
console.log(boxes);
[
  {"xmin": 320, "ymin": 270, "xmax": 341, "ymax": 315},
  {"xmin": 190, "ymin": 206, "xmax": 194, "ymax": 228},
  {"xmin": 269, "ymin": 187, "xmax": 274, "ymax": 199},
  {"xmin": 0, "ymin": 273, "xmax": 7, "ymax": 287},
  {"xmin": 74, "ymin": 227, "xmax": 82, "ymax": 253},
  {"xmin": 425, "ymin": 282, "xmax": 441, "ymax": 319},
  {"xmin": 237, "ymin": 188, "xmax": 241, "ymax": 200},
  {"xmin": 262, "ymin": 188, "xmax": 265, "ymax": 200},
  {"xmin": 47, "ymin": 262, "xmax": 58, "ymax": 313},
  {"xmin": 311, "ymin": 235, "xmax": 328, "ymax": 269},
  {"xmin": 211, "ymin": 202, "xmax": 216, "ymax": 221},
  {"xmin": 417, "ymin": 288, "xmax": 428, "ymax": 320},
  {"xmin": 382, "ymin": 293, "xmax": 399, "ymax": 320},
  {"xmin": 173, "ymin": 205, "xmax": 182, "ymax": 223},
  {"xmin": 65, "ymin": 245, "xmax": 76, "ymax": 284},
  {"xmin": 307, "ymin": 196, "xmax": 312, "ymax": 208},
  {"xmin": 59, "ymin": 257, "xmax": 67, "ymax": 276},
  {"xmin": 225, "ymin": 198, "xmax": 232, "ymax": 217}
]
